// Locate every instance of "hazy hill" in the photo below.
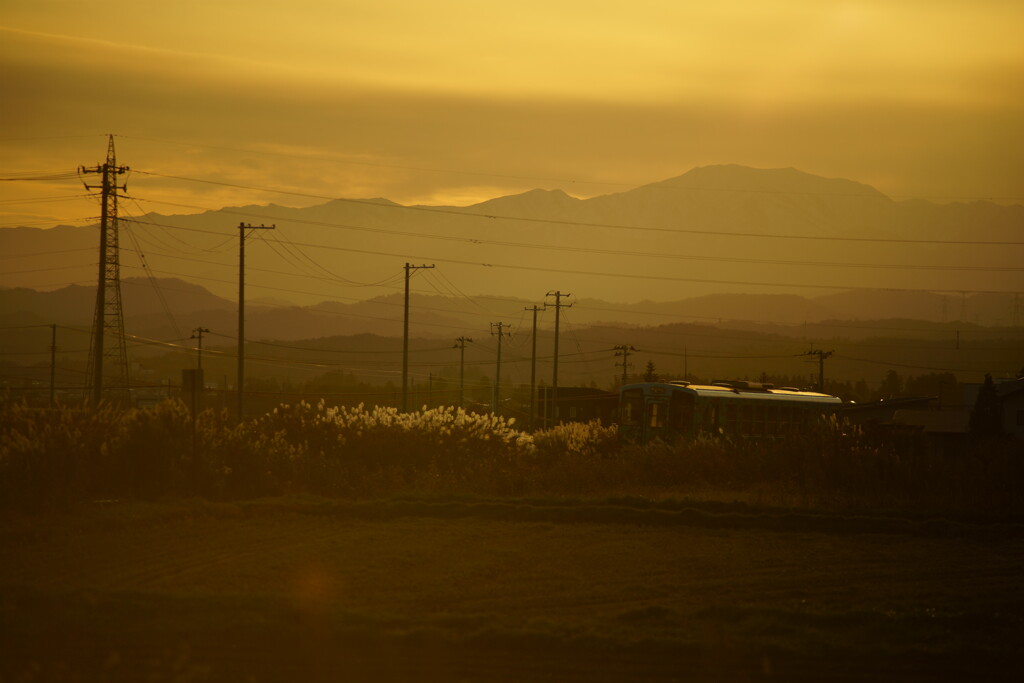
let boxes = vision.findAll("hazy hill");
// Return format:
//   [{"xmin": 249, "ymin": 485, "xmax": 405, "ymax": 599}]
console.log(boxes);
[
  {"xmin": 2, "ymin": 165, "xmax": 1020, "ymax": 310},
  {"xmin": 3, "ymin": 278, "xmax": 1021, "ymax": 394},
  {"xmin": 3, "ymin": 279, "xmax": 1018, "ymax": 347}
]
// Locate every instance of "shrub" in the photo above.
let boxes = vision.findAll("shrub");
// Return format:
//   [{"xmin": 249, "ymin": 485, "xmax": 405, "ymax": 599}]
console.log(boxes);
[
  {"xmin": 0, "ymin": 400, "xmax": 120, "ymax": 510},
  {"xmin": 2, "ymin": 397, "xmax": 1020, "ymax": 516},
  {"xmin": 532, "ymin": 420, "xmax": 618, "ymax": 459}
]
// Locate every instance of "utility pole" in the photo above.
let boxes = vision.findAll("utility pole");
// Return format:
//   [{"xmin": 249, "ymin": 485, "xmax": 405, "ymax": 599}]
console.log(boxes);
[
  {"xmin": 81, "ymin": 134, "xmax": 130, "ymax": 405},
  {"xmin": 191, "ymin": 327, "xmax": 210, "ymax": 370},
  {"xmin": 524, "ymin": 304, "xmax": 541, "ymax": 430},
  {"xmin": 614, "ymin": 344, "xmax": 637, "ymax": 385},
  {"xmin": 803, "ymin": 349, "xmax": 834, "ymax": 393},
  {"xmin": 49, "ymin": 323, "xmax": 57, "ymax": 407},
  {"xmin": 490, "ymin": 322, "xmax": 511, "ymax": 413},
  {"xmin": 402, "ymin": 262, "xmax": 435, "ymax": 411},
  {"xmin": 545, "ymin": 291, "xmax": 572, "ymax": 425},
  {"xmin": 238, "ymin": 222, "xmax": 274, "ymax": 420},
  {"xmin": 454, "ymin": 336, "xmax": 473, "ymax": 408}
]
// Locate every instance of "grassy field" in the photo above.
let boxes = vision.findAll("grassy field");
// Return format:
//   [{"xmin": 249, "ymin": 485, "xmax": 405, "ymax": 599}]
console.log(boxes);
[{"xmin": 2, "ymin": 497, "xmax": 1022, "ymax": 682}]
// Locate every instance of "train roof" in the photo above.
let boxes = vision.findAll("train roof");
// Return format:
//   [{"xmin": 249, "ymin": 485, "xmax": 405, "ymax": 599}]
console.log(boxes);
[{"xmin": 622, "ymin": 381, "xmax": 842, "ymax": 404}]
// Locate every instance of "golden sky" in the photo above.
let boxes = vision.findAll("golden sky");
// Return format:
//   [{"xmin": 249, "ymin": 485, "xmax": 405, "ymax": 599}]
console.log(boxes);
[{"xmin": 2, "ymin": 0, "xmax": 1023, "ymax": 225}]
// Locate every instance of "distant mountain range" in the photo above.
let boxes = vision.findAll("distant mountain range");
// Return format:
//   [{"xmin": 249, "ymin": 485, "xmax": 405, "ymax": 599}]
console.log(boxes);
[
  {"xmin": 1, "ymin": 277, "xmax": 1018, "ymax": 345},
  {"xmin": 1, "ymin": 165, "xmax": 1020, "ymax": 310},
  {"xmin": 4, "ymin": 276, "xmax": 1022, "ymax": 394}
]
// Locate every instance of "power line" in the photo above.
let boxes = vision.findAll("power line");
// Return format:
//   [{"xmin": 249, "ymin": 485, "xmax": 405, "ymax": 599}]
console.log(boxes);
[
  {"xmin": 0, "ymin": 172, "xmax": 83, "ymax": 182},
  {"xmin": 112, "ymin": 209, "xmax": 1024, "ymax": 296},
  {"xmin": 0, "ymin": 246, "xmax": 96, "ymax": 259},
  {"xmin": 17, "ymin": 261, "xmax": 1024, "ymax": 344},
  {"xmin": 130, "ymin": 172, "xmax": 1024, "ymax": 246},
  {"xmin": 207, "ymin": 331, "xmax": 451, "ymax": 355},
  {"xmin": 833, "ymin": 353, "xmax": 992, "ymax": 374}
]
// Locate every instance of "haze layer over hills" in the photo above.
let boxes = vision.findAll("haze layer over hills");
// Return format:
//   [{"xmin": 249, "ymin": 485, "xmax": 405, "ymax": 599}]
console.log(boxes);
[{"xmin": 3, "ymin": 165, "xmax": 1021, "ymax": 307}]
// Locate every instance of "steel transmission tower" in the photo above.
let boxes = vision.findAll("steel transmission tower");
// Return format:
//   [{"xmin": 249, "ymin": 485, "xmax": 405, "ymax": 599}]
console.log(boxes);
[{"xmin": 80, "ymin": 135, "xmax": 130, "ymax": 405}]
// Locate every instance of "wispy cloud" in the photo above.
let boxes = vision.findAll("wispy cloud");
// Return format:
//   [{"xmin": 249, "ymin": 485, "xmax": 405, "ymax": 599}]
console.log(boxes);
[{"xmin": 1, "ymin": 1, "xmax": 1022, "ymax": 224}]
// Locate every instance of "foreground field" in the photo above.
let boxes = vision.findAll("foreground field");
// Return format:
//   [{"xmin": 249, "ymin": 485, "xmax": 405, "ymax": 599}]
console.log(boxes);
[{"xmin": 1, "ymin": 498, "xmax": 1022, "ymax": 682}]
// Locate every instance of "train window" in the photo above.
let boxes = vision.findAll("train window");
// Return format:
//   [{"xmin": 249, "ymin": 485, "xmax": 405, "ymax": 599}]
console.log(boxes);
[
  {"xmin": 739, "ymin": 404, "xmax": 752, "ymax": 435},
  {"xmin": 697, "ymin": 404, "xmax": 718, "ymax": 433},
  {"xmin": 724, "ymin": 402, "xmax": 738, "ymax": 434},
  {"xmin": 670, "ymin": 392, "xmax": 695, "ymax": 430},
  {"xmin": 648, "ymin": 402, "xmax": 664, "ymax": 428},
  {"xmin": 764, "ymin": 405, "xmax": 777, "ymax": 435},
  {"xmin": 621, "ymin": 389, "xmax": 643, "ymax": 425}
]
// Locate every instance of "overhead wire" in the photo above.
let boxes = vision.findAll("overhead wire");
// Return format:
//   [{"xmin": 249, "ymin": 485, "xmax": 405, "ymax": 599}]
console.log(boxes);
[
  {"xmin": 120, "ymin": 208, "xmax": 183, "ymax": 340},
  {"xmin": 268, "ymin": 227, "xmax": 403, "ymax": 288},
  {"xmin": 115, "ymin": 199, "xmax": 1024, "ymax": 296},
  {"xmin": 130, "ymin": 170, "xmax": 1024, "ymax": 247},
  {"xmin": 0, "ymin": 246, "xmax": 96, "ymax": 259},
  {"xmin": 0, "ymin": 194, "xmax": 94, "ymax": 205},
  {"xmin": 6, "ymin": 153, "xmax": 1021, "ymax": 388},
  {"xmin": 0, "ymin": 171, "xmax": 83, "ymax": 182},
  {"xmin": 123, "ymin": 197, "xmax": 236, "ymax": 254},
  {"xmin": 13, "ymin": 258, "xmax": 1021, "ymax": 349}
]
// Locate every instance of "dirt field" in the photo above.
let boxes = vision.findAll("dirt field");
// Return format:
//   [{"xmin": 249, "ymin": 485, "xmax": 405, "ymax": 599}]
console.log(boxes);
[{"xmin": 1, "ymin": 498, "xmax": 1022, "ymax": 682}]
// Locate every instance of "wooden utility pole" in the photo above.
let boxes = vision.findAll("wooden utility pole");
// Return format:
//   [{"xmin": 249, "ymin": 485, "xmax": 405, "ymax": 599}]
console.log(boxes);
[
  {"xmin": 614, "ymin": 344, "xmax": 636, "ymax": 385},
  {"xmin": 454, "ymin": 336, "xmax": 473, "ymax": 408},
  {"xmin": 191, "ymin": 326, "xmax": 210, "ymax": 370},
  {"xmin": 402, "ymin": 262, "xmax": 434, "ymax": 411},
  {"xmin": 49, "ymin": 323, "xmax": 56, "ymax": 407},
  {"xmin": 524, "ymin": 305, "xmax": 541, "ymax": 430},
  {"xmin": 490, "ymin": 322, "xmax": 511, "ymax": 413},
  {"xmin": 237, "ymin": 223, "xmax": 274, "ymax": 420},
  {"xmin": 803, "ymin": 349, "xmax": 834, "ymax": 393},
  {"xmin": 545, "ymin": 291, "xmax": 572, "ymax": 425}
]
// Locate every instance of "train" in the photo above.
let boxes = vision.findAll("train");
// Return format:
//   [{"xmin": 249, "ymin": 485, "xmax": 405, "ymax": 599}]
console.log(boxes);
[{"xmin": 617, "ymin": 380, "xmax": 843, "ymax": 444}]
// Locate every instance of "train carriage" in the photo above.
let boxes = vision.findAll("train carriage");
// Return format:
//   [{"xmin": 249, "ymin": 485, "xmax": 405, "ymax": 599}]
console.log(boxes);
[{"xmin": 619, "ymin": 380, "xmax": 842, "ymax": 444}]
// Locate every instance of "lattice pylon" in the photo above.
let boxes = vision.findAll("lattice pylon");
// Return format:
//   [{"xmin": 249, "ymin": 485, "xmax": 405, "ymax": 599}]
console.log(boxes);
[{"xmin": 82, "ymin": 135, "xmax": 131, "ymax": 404}]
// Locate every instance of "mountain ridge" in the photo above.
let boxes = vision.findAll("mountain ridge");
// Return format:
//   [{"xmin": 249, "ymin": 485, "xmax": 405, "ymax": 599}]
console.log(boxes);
[
  {"xmin": 2, "ymin": 278, "xmax": 1018, "ymax": 344},
  {"xmin": 1, "ymin": 165, "xmax": 1018, "ymax": 305}
]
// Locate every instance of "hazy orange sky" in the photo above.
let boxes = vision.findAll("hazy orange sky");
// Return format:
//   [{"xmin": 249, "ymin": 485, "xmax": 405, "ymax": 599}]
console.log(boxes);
[{"xmin": 2, "ymin": 0, "xmax": 1023, "ymax": 226}]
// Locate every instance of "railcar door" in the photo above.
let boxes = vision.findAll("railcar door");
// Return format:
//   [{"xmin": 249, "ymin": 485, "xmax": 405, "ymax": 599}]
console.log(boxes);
[
  {"xmin": 644, "ymin": 397, "xmax": 669, "ymax": 443},
  {"xmin": 619, "ymin": 387, "xmax": 645, "ymax": 442}
]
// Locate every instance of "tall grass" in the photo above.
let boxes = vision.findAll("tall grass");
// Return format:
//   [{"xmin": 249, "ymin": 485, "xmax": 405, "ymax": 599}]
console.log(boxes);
[{"xmin": 1, "ymin": 397, "xmax": 1020, "ymax": 516}]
